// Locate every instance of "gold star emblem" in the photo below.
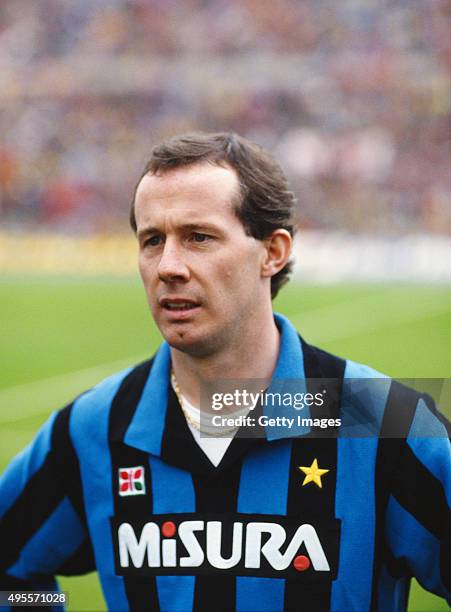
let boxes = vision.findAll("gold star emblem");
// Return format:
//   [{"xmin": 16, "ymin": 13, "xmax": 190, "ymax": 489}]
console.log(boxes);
[{"xmin": 299, "ymin": 459, "xmax": 330, "ymax": 488}]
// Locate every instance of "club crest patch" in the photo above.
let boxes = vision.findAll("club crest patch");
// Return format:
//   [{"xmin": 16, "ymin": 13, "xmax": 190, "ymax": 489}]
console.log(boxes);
[{"xmin": 118, "ymin": 466, "xmax": 146, "ymax": 496}]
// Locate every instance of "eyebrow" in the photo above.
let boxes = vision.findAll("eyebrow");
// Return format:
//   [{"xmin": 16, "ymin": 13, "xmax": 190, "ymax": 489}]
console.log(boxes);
[
  {"xmin": 137, "ymin": 222, "xmax": 222, "ymax": 241},
  {"xmin": 137, "ymin": 226, "xmax": 158, "ymax": 240}
]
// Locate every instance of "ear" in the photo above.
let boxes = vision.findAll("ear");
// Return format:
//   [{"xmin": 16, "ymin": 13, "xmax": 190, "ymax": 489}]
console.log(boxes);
[{"xmin": 260, "ymin": 229, "xmax": 292, "ymax": 279}]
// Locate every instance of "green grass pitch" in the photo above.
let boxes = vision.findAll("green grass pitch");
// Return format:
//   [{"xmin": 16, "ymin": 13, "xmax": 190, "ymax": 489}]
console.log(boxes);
[{"xmin": 1, "ymin": 277, "xmax": 450, "ymax": 611}]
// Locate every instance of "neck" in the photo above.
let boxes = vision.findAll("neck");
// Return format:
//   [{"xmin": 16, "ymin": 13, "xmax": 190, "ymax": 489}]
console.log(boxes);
[{"xmin": 170, "ymin": 310, "xmax": 280, "ymax": 407}]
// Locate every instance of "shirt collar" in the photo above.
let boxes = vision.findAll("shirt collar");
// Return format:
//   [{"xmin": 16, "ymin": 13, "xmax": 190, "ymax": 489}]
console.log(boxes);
[{"xmin": 124, "ymin": 312, "xmax": 306, "ymax": 454}]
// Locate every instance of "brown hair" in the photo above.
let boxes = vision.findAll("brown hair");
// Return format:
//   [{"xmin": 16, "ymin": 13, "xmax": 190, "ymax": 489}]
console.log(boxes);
[{"xmin": 130, "ymin": 131, "xmax": 296, "ymax": 298}]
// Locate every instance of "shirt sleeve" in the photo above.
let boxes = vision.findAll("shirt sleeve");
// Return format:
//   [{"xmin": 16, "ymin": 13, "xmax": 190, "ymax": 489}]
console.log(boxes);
[
  {"xmin": 0, "ymin": 404, "xmax": 95, "ymax": 591},
  {"xmin": 384, "ymin": 395, "xmax": 451, "ymax": 604}
]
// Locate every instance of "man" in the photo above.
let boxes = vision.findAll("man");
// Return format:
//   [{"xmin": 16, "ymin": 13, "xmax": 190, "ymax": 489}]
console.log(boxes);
[{"xmin": 0, "ymin": 132, "xmax": 449, "ymax": 612}]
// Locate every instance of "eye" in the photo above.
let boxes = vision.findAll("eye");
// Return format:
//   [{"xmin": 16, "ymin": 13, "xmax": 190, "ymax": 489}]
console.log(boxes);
[
  {"xmin": 191, "ymin": 233, "xmax": 210, "ymax": 243},
  {"xmin": 143, "ymin": 235, "xmax": 162, "ymax": 247}
]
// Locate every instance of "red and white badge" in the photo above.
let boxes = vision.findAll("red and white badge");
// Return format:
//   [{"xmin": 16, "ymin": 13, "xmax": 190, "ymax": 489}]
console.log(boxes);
[{"xmin": 118, "ymin": 466, "xmax": 146, "ymax": 496}]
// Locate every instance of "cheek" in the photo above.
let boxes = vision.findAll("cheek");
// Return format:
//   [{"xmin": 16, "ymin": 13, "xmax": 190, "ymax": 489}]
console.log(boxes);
[
  {"xmin": 221, "ymin": 244, "xmax": 260, "ymax": 279},
  {"xmin": 223, "ymin": 267, "xmax": 234, "ymax": 281},
  {"xmin": 138, "ymin": 259, "xmax": 157, "ymax": 293},
  {"xmin": 138, "ymin": 264, "xmax": 149, "ymax": 289},
  {"xmin": 216, "ymin": 262, "xmax": 244, "ymax": 296},
  {"xmin": 215, "ymin": 255, "xmax": 261, "ymax": 302}
]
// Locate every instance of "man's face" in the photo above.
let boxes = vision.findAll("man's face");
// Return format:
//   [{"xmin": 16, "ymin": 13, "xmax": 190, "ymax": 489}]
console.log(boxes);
[{"xmin": 134, "ymin": 162, "xmax": 269, "ymax": 357}]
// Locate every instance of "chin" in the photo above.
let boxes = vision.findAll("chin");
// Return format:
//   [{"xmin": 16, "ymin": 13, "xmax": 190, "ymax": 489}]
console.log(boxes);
[{"xmin": 163, "ymin": 328, "xmax": 218, "ymax": 358}]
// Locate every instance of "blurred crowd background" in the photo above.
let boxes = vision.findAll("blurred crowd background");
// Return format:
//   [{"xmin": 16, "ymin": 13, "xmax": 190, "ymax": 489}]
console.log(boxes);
[{"xmin": 0, "ymin": 0, "xmax": 450, "ymax": 236}]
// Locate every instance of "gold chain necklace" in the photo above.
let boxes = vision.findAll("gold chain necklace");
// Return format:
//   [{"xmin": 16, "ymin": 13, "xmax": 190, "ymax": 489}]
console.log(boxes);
[{"xmin": 171, "ymin": 371, "xmax": 238, "ymax": 437}]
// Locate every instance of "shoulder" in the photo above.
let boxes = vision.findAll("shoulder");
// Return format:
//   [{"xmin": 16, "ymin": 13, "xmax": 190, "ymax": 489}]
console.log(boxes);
[
  {"xmin": 299, "ymin": 331, "xmax": 386, "ymax": 381},
  {"xmin": 299, "ymin": 334, "xmax": 449, "ymax": 439},
  {"xmin": 61, "ymin": 358, "xmax": 155, "ymax": 448}
]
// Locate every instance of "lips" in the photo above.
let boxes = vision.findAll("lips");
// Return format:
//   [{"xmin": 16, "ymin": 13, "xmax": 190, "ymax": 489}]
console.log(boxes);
[
  {"xmin": 165, "ymin": 303, "xmax": 194, "ymax": 311},
  {"xmin": 159, "ymin": 297, "xmax": 201, "ymax": 312}
]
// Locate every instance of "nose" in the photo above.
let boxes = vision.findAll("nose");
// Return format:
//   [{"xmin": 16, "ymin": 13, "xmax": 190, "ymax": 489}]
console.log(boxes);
[{"xmin": 157, "ymin": 238, "xmax": 190, "ymax": 283}]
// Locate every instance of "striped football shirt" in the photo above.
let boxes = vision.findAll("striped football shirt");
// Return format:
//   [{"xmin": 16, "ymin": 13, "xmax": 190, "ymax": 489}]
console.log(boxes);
[{"xmin": 0, "ymin": 313, "xmax": 449, "ymax": 611}]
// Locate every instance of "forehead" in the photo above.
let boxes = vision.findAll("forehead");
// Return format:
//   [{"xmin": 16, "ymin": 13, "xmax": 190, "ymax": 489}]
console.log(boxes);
[{"xmin": 134, "ymin": 162, "xmax": 241, "ymax": 227}]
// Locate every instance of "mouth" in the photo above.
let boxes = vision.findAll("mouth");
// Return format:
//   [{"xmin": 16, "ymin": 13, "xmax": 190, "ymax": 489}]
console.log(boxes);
[{"xmin": 159, "ymin": 297, "xmax": 201, "ymax": 316}]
